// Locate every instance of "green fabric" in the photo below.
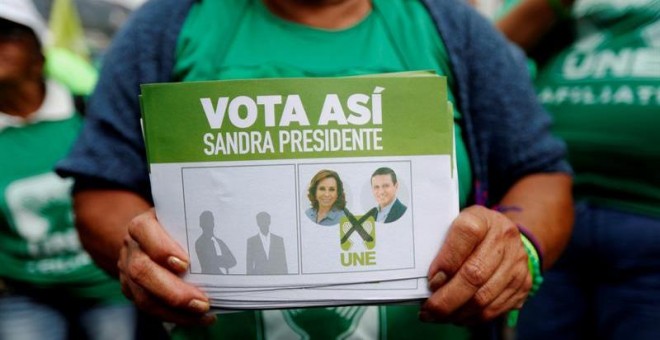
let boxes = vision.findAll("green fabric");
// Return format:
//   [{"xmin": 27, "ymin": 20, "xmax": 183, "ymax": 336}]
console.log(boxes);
[
  {"xmin": 173, "ymin": 306, "xmax": 470, "ymax": 340},
  {"xmin": 172, "ymin": 0, "xmax": 474, "ymax": 338},
  {"xmin": 172, "ymin": 311, "xmax": 260, "ymax": 339},
  {"xmin": 535, "ymin": 0, "xmax": 660, "ymax": 217},
  {"xmin": 0, "ymin": 114, "xmax": 125, "ymax": 302},
  {"xmin": 174, "ymin": 0, "xmax": 471, "ymax": 207},
  {"xmin": 380, "ymin": 305, "xmax": 470, "ymax": 339}
]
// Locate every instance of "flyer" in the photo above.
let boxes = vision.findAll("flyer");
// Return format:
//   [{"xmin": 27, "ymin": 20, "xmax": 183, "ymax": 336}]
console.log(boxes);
[{"xmin": 140, "ymin": 71, "xmax": 458, "ymax": 304}]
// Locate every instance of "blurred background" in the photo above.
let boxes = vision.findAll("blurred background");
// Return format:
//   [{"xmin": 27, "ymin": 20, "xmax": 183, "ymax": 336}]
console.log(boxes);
[{"xmin": 33, "ymin": 0, "xmax": 145, "ymax": 63}]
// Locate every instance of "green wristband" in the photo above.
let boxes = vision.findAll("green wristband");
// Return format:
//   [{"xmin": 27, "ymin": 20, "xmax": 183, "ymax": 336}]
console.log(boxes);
[
  {"xmin": 547, "ymin": 0, "xmax": 572, "ymax": 19},
  {"xmin": 520, "ymin": 233, "xmax": 544, "ymax": 296},
  {"xmin": 506, "ymin": 233, "xmax": 545, "ymax": 328}
]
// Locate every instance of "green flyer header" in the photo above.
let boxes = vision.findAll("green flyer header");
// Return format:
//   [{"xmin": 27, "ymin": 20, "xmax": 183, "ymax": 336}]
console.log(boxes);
[{"xmin": 140, "ymin": 72, "xmax": 452, "ymax": 163}]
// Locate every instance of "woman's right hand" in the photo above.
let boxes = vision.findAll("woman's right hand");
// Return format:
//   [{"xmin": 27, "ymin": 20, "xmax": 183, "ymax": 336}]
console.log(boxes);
[{"xmin": 118, "ymin": 208, "xmax": 217, "ymax": 325}]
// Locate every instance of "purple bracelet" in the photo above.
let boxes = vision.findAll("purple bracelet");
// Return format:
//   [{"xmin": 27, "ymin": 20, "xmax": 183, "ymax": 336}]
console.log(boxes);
[{"xmin": 491, "ymin": 205, "xmax": 545, "ymax": 271}]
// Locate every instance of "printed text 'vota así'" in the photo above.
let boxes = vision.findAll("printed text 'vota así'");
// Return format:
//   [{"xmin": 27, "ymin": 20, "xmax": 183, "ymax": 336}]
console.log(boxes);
[{"xmin": 200, "ymin": 87, "xmax": 386, "ymax": 156}]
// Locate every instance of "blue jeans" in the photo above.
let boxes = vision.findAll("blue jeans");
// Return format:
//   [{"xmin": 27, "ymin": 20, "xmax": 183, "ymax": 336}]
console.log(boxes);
[
  {"xmin": 0, "ymin": 292, "xmax": 137, "ymax": 340},
  {"xmin": 517, "ymin": 201, "xmax": 660, "ymax": 340}
]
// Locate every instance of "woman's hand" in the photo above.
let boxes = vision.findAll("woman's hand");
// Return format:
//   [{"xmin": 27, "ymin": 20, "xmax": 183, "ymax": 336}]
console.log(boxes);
[
  {"xmin": 118, "ymin": 208, "xmax": 216, "ymax": 325},
  {"xmin": 420, "ymin": 205, "xmax": 532, "ymax": 325}
]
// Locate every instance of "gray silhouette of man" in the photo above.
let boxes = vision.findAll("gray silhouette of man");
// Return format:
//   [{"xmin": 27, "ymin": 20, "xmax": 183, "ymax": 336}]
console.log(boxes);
[
  {"xmin": 246, "ymin": 212, "xmax": 288, "ymax": 275},
  {"xmin": 195, "ymin": 210, "xmax": 236, "ymax": 274}
]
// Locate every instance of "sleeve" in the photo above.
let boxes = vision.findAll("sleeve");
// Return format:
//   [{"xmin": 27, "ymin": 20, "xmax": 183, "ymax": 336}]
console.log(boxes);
[
  {"xmin": 55, "ymin": 0, "xmax": 191, "ymax": 202},
  {"xmin": 463, "ymin": 14, "xmax": 572, "ymax": 201},
  {"xmin": 429, "ymin": 0, "xmax": 572, "ymax": 202}
]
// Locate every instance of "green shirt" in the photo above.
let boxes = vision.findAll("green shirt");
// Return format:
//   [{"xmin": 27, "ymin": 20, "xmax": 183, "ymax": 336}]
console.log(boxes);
[
  {"xmin": 172, "ymin": 0, "xmax": 472, "ymax": 338},
  {"xmin": 535, "ymin": 0, "xmax": 660, "ymax": 216},
  {"xmin": 0, "ymin": 80, "xmax": 125, "ymax": 302},
  {"xmin": 174, "ymin": 0, "xmax": 472, "ymax": 207}
]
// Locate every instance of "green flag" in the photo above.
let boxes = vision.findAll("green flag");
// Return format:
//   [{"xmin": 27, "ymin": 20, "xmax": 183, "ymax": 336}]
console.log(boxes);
[{"xmin": 48, "ymin": 0, "xmax": 89, "ymax": 60}]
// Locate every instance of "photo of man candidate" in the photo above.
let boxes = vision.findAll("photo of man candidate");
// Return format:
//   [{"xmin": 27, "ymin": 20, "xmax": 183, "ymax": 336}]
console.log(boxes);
[
  {"xmin": 246, "ymin": 212, "xmax": 288, "ymax": 275},
  {"xmin": 195, "ymin": 210, "xmax": 237, "ymax": 274},
  {"xmin": 371, "ymin": 167, "xmax": 407, "ymax": 223},
  {"xmin": 305, "ymin": 169, "xmax": 346, "ymax": 226}
]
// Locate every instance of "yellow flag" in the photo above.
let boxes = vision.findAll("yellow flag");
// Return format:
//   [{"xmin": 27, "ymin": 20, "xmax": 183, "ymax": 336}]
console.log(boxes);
[{"xmin": 48, "ymin": 0, "xmax": 90, "ymax": 60}]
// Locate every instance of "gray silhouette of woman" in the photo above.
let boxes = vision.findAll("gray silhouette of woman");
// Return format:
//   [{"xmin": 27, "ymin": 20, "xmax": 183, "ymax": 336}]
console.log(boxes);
[{"xmin": 195, "ymin": 211, "xmax": 236, "ymax": 274}]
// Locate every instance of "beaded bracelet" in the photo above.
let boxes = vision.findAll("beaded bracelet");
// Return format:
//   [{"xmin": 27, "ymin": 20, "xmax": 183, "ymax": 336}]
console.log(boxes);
[
  {"xmin": 492, "ymin": 206, "xmax": 545, "ymax": 327},
  {"xmin": 519, "ymin": 230, "xmax": 544, "ymax": 296},
  {"xmin": 516, "ymin": 223, "xmax": 544, "ymax": 273}
]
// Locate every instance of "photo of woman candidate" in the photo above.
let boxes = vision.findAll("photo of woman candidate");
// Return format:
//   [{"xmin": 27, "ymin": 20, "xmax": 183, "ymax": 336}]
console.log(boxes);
[{"xmin": 305, "ymin": 169, "xmax": 346, "ymax": 226}]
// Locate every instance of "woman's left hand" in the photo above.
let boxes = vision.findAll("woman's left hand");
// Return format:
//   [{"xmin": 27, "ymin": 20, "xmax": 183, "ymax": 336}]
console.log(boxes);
[{"xmin": 420, "ymin": 205, "xmax": 532, "ymax": 325}]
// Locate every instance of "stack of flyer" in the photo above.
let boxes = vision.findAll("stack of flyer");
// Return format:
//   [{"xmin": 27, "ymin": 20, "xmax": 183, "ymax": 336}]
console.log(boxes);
[{"xmin": 139, "ymin": 71, "xmax": 459, "ymax": 310}]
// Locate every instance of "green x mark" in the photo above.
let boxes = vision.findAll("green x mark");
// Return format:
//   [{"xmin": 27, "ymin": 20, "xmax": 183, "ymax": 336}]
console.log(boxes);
[{"xmin": 340, "ymin": 208, "xmax": 378, "ymax": 251}]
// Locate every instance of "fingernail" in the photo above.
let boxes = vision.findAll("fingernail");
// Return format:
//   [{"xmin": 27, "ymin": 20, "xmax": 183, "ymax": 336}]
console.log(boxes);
[
  {"xmin": 168, "ymin": 256, "xmax": 188, "ymax": 272},
  {"xmin": 201, "ymin": 313, "xmax": 217, "ymax": 325},
  {"xmin": 188, "ymin": 299, "xmax": 210, "ymax": 313},
  {"xmin": 428, "ymin": 271, "xmax": 447, "ymax": 290}
]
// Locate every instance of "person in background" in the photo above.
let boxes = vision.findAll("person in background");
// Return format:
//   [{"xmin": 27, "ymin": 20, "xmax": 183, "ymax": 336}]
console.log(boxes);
[
  {"xmin": 495, "ymin": 1, "xmax": 660, "ymax": 339},
  {"xmin": 56, "ymin": 0, "xmax": 573, "ymax": 338},
  {"xmin": 0, "ymin": 0, "xmax": 139, "ymax": 339}
]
